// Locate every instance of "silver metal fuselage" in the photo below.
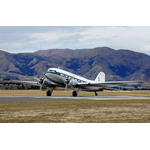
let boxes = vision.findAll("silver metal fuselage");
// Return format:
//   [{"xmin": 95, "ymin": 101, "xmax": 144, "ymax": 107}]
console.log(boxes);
[{"xmin": 44, "ymin": 68, "xmax": 102, "ymax": 91}]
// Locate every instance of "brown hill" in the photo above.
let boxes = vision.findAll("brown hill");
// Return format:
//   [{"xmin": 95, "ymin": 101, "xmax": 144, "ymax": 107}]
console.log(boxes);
[{"xmin": 0, "ymin": 47, "xmax": 150, "ymax": 82}]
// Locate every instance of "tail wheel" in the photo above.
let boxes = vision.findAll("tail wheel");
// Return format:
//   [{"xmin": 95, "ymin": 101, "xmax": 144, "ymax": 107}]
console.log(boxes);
[
  {"xmin": 72, "ymin": 91, "xmax": 78, "ymax": 97},
  {"xmin": 47, "ymin": 90, "xmax": 52, "ymax": 96},
  {"xmin": 95, "ymin": 91, "xmax": 98, "ymax": 96}
]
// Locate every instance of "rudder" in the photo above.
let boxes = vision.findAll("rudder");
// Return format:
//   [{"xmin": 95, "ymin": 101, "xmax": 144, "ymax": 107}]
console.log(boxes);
[{"xmin": 95, "ymin": 72, "xmax": 105, "ymax": 82}]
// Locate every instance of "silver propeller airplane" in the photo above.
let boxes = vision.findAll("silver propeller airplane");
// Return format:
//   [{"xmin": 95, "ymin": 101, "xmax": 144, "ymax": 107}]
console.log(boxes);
[{"xmin": 15, "ymin": 68, "xmax": 144, "ymax": 96}]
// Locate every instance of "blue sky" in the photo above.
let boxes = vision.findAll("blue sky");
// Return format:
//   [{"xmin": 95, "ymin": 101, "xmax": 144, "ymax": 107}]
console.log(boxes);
[{"xmin": 0, "ymin": 26, "xmax": 150, "ymax": 55}]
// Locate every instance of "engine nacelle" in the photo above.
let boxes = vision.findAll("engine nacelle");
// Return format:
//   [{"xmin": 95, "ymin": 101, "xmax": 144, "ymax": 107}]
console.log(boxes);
[{"xmin": 42, "ymin": 78, "xmax": 52, "ymax": 87}]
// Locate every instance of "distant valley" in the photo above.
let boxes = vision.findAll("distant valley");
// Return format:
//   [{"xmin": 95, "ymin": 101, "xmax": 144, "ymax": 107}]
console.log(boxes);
[{"xmin": 0, "ymin": 47, "xmax": 150, "ymax": 82}]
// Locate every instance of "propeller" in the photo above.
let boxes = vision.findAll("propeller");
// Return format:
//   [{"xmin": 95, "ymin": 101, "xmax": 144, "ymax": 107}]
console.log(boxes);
[
  {"xmin": 64, "ymin": 78, "xmax": 69, "ymax": 90},
  {"xmin": 64, "ymin": 77, "xmax": 78, "ymax": 90},
  {"xmin": 33, "ymin": 76, "xmax": 44, "ymax": 90}
]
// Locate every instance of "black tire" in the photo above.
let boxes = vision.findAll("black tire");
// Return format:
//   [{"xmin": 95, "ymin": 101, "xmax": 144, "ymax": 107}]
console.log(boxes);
[
  {"xmin": 47, "ymin": 90, "xmax": 51, "ymax": 96},
  {"xmin": 72, "ymin": 91, "xmax": 77, "ymax": 97}
]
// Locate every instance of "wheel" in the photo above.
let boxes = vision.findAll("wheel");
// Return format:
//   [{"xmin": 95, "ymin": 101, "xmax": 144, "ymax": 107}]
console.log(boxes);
[
  {"xmin": 72, "ymin": 91, "xmax": 77, "ymax": 97},
  {"xmin": 47, "ymin": 90, "xmax": 52, "ymax": 96}
]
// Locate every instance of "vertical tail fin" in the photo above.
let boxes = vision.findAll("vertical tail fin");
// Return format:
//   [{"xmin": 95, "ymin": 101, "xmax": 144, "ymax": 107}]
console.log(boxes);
[{"xmin": 95, "ymin": 72, "xmax": 105, "ymax": 82}]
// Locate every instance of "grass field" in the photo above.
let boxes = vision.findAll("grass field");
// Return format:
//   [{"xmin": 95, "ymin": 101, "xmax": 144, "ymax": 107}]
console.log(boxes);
[
  {"xmin": 0, "ymin": 90, "xmax": 150, "ymax": 123},
  {"xmin": 0, "ymin": 89, "xmax": 150, "ymax": 96}
]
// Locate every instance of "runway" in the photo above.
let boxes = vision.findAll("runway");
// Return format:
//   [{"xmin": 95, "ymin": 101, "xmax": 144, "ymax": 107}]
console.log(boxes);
[{"xmin": 0, "ymin": 95, "xmax": 150, "ymax": 103}]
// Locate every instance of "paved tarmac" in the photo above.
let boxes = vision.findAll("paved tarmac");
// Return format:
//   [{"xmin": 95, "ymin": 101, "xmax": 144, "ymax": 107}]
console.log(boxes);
[{"xmin": 0, "ymin": 95, "xmax": 150, "ymax": 103}]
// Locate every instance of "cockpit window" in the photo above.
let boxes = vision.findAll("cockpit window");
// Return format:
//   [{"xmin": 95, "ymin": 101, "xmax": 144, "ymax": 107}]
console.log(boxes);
[{"xmin": 48, "ymin": 69, "xmax": 56, "ymax": 72}]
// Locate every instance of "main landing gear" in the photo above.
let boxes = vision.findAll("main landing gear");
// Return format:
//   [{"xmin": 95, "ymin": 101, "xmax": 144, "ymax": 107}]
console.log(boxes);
[
  {"xmin": 46, "ymin": 89, "xmax": 54, "ymax": 96},
  {"xmin": 47, "ymin": 90, "xmax": 52, "ymax": 96},
  {"xmin": 72, "ymin": 91, "xmax": 78, "ymax": 97}
]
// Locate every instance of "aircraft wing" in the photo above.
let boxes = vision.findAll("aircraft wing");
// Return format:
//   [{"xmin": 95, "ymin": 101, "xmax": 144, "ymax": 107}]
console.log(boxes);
[
  {"xmin": 12, "ymin": 80, "xmax": 40, "ymax": 86},
  {"xmin": 76, "ymin": 81, "xmax": 144, "ymax": 89},
  {"xmin": 11, "ymin": 80, "xmax": 61, "ymax": 88}
]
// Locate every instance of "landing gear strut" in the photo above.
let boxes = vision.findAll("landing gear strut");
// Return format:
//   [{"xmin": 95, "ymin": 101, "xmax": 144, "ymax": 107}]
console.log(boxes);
[
  {"xmin": 72, "ymin": 91, "xmax": 78, "ymax": 97},
  {"xmin": 94, "ymin": 91, "xmax": 98, "ymax": 96}
]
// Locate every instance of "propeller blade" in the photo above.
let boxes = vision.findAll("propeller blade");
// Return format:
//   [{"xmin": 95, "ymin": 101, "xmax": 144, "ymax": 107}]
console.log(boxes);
[
  {"xmin": 33, "ymin": 76, "xmax": 46, "ymax": 90},
  {"xmin": 40, "ymin": 85, "xmax": 42, "ymax": 90},
  {"xmin": 65, "ymin": 84, "xmax": 68, "ymax": 90},
  {"xmin": 64, "ymin": 77, "xmax": 73, "ymax": 90}
]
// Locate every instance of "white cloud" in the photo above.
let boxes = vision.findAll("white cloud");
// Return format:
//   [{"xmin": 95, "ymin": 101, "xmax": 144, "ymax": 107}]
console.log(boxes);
[
  {"xmin": 0, "ymin": 26, "xmax": 150, "ymax": 55},
  {"xmin": 144, "ymin": 45, "xmax": 150, "ymax": 52},
  {"xmin": 29, "ymin": 31, "xmax": 70, "ymax": 42},
  {"xmin": 75, "ymin": 26, "xmax": 150, "ymax": 54}
]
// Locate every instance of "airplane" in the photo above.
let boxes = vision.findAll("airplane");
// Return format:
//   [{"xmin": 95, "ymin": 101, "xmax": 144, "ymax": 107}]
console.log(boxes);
[{"xmin": 14, "ymin": 67, "xmax": 144, "ymax": 97}]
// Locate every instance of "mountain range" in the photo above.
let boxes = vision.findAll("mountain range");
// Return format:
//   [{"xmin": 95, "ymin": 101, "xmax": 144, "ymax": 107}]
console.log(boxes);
[{"xmin": 0, "ymin": 47, "xmax": 150, "ymax": 82}]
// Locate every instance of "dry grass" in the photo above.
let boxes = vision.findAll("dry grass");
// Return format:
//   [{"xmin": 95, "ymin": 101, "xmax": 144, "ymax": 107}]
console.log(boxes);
[
  {"xmin": 0, "ymin": 100, "xmax": 150, "ymax": 123},
  {"xmin": 0, "ymin": 89, "xmax": 150, "ymax": 96},
  {"xmin": 0, "ymin": 90, "xmax": 150, "ymax": 123}
]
